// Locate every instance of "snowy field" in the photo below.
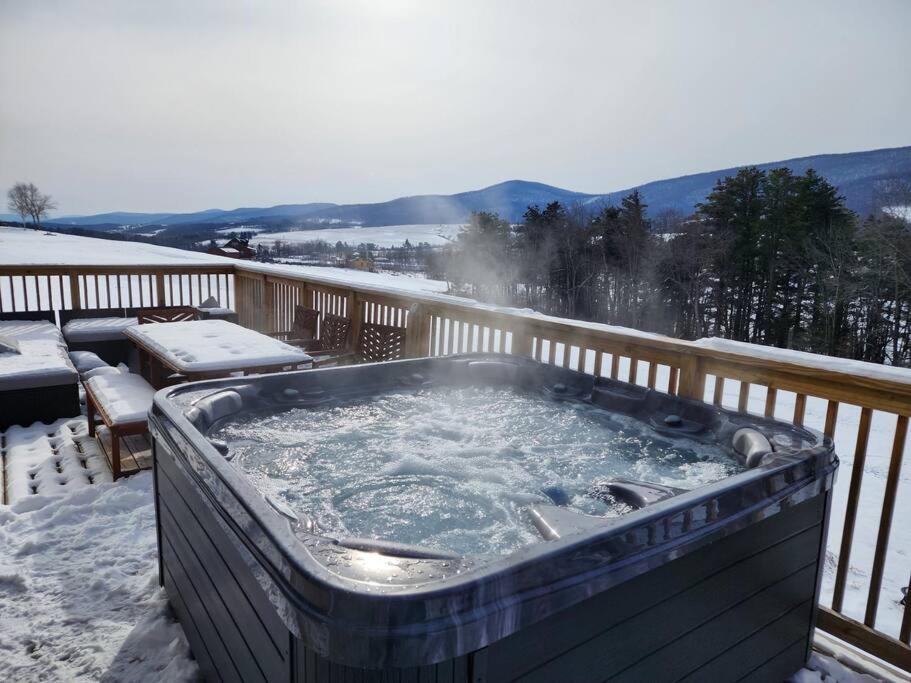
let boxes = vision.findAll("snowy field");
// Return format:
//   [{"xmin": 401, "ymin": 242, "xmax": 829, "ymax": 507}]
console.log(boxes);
[
  {"xmin": 250, "ymin": 223, "xmax": 463, "ymax": 248},
  {"xmin": 0, "ymin": 227, "xmax": 230, "ymax": 267}
]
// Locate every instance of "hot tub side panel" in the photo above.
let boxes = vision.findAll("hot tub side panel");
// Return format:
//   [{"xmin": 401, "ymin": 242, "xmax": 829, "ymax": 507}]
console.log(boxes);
[
  {"xmin": 154, "ymin": 437, "xmax": 293, "ymax": 683},
  {"xmin": 479, "ymin": 492, "xmax": 828, "ymax": 682}
]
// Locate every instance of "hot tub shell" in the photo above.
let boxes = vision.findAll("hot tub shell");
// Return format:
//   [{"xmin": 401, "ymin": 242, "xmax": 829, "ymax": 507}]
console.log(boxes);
[{"xmin": 149, "ymin": 354, "xmax": 837, "ymax": 682}]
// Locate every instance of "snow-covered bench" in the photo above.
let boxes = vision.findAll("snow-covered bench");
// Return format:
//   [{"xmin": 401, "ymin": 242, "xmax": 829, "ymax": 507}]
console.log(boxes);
[
  {"xmin": 84, "ymin": 372, "xmax": 155, "ymax": 479},
  {"xmin": 0, "ymin": 312, "xmax": 80, "ymax": 430},
  {"xmin": 60, "ymin": 308, "xmax": 138, "ymax": 365}
]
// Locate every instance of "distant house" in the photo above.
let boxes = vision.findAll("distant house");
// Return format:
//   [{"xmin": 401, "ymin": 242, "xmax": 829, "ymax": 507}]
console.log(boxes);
[
  {"xmin": 346, "ymin": 256, "xmax": 374, "ymax": 271},
  {"xmin": 208, "ymin": 237, "xmax": 254, "ymax": 259}
]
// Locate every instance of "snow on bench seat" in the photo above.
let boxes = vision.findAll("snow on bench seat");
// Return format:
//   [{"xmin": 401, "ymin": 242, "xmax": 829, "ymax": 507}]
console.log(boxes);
[
  {"xmin": 0, "ymin": 319, "xmax": 65, "ymax": 345},
  {"xmin": 1, "ymin": 417, "xmax": 111, "ymax": 505},
  {"xmin": 62, "ymin": 316, "xmax": 138, "ymax": 342},
  {"xmin": 0, "ymin": 340, "xmax": 77, "ymax": 391},
  {"xmin": 85, "ymin": 373, "xmax": 156, "ymax": 425}
]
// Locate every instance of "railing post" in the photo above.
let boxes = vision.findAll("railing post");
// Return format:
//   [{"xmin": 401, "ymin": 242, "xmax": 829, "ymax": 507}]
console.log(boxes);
[
  {"xmin": 677, "ymin": 355, "xmax": 706, "ymax": 401},
  {"xmin": 263, "ymin": 277, "xmax": 276, "ymax": 333},
  {"xmin": 347, "ymin": 290, "xmax": 363, "ymax": 349},
  {"xmin": 155, "ymin": 273, "xmax": 167, "ymax": 306},
  {"xmin": 510, "ymin": 326, "xmax": 533, "ymax": 358},
  {"xmin": 405, "ymin": 303, "xmax": 431, "ymax": 358},
  {"xmin": 68, "ymin": 270, "xmax": 82, "ymax": 310}
]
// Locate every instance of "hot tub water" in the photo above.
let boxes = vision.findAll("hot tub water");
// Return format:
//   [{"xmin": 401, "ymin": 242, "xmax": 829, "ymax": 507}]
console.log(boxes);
[{"xmin": 210, "ymin": 385, "xmax": 744, "ymax": 556}]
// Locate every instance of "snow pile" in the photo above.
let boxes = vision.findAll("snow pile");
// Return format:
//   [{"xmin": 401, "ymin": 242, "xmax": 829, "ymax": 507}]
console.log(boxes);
[
  {"xmin": 0, "ymin": 472, "xmax": 198, "ymax": 682},
  {"xmin": 789, "ymin": 652, "xmax": 880, "ymax": 682},
  {"xmin": 3, "ymin": 418, "xmax": 110, "ymax": 504}
]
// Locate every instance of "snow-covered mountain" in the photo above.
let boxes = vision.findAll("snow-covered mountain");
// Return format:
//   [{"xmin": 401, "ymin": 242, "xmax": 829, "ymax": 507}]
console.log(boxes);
[{"xmin": 36, "ymin": 145, "xmax": 911, "ymax": 230}]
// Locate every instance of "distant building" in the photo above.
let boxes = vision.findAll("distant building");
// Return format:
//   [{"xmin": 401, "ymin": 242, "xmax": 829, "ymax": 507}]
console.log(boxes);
[
  {"xmin": 208, "ymin": 237, "xmax": 254, "ymax": 259},
  {"xmin": 346, "ymin": 256, "xmax": 374, "ymax": 271}
]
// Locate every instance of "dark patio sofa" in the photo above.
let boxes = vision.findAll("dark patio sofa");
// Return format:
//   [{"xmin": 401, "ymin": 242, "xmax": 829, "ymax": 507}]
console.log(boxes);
[{"xmin": 0, "ymin": 311, "xmax": 80, "ymax": 430}]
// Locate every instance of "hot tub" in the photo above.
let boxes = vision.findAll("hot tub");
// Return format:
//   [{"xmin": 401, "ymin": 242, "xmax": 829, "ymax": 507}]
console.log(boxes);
[{"xmin": 149, "ymin": 354, "xmax": 837, "ymax": 682}]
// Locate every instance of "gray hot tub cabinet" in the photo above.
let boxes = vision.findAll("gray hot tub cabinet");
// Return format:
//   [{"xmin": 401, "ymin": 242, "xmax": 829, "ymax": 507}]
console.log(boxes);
[{"xmin": 149, "ymin": 354, "xmax": 837, "ymax": 682}]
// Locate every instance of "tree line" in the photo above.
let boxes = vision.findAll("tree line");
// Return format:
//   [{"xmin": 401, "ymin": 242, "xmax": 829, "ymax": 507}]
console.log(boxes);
[{"xmin": 432, "ymin": 167, "xmax": 911, "ymax": 366}]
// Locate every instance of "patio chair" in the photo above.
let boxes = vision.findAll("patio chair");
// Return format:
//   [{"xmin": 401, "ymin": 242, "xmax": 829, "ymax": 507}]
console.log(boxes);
[
  {"xmin": 137, "ymin": 307, "xmax": 199, "ymax": 325},
  {"xmin": 311, "ymin": 321, "xmax": 405, "ymax": 367},
  {"xmin": 270, "ymin": 307, "xmax": 352, "ymax": 353},
  {"xmin": 268, "ymin": 305, "xmax": 320, "ymax": 346}
]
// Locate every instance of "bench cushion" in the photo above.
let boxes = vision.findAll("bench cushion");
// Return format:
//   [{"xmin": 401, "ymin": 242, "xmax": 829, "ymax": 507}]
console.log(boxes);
[
  {"xmin": 0, "ymin": 319, "xmax": 65, "ymax": 345},
  {"xmin": 0, "ymin": 340, "xmax": 78, "ymax": 391},
  {"xmin": 86, "ymin": 373, "xmax": 155, "ymax": 425},
  {"xmin": 68, "ymin": 350, "xmax": 110, "ymax": 374},
  {"xmin": 62, "ymin": 316, "xmax": 138, "ymax": 343}
]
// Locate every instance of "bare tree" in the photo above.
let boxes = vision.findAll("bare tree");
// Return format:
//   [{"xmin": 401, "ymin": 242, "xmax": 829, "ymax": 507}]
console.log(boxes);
[
  {"xmin": 7, "ymin": 182, "xmax": 31, "ymax": 228},
  {"xmin": 6, "ymin": 182, "xmax": 55, "ymax": 230},
  {"xmin": 27, "ymin": 184, "xmax": 56, "ymax": 230}
]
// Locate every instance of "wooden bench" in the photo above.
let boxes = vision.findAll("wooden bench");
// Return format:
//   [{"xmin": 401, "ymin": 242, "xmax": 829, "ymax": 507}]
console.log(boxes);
[{"xmin": 84, "ymin": 372, "xmax": 156, "ymax": 480}]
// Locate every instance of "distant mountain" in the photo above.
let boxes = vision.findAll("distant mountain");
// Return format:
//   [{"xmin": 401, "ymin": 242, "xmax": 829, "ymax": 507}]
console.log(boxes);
[
  {"xmin": 591, "ymin": 146, "xmax": 911, "ymax": 217},
  {"xmin": 50, "ymin": 204, "xmax": 336, "ymax": 228},
  {"xmin": 44, "ymin": 145, "xmax": 911, "ymax": 230}
]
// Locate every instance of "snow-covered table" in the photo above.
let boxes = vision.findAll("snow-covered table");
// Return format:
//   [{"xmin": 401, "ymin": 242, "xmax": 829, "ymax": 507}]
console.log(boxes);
[{"xmin": 124, "ymin": 319, "xmax": 311, "ymax": 387}]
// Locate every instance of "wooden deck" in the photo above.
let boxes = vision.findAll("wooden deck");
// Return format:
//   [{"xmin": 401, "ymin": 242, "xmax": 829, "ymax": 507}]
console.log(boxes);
[{"xmin": 95, "ymin": 426, "xmax": 152, "ymax": 478}]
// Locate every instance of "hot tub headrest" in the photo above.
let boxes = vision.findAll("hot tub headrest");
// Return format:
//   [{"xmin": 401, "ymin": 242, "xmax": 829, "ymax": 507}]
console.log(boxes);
[
  {"xmin": 590, "ymin": 478, "xmax": 685, "ymax": 509},
  {"xmin": 528, "ymin": 504, "xmax": 611, "ymax": 541},
  {"xmin": 732, "ymin": 427, "xmax": 774, "ymax": 468}
]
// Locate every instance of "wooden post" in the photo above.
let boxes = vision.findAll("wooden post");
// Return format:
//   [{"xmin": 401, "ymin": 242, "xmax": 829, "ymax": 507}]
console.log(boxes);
[
  {"xmin": 263, "ymin": 278, "xmax": 276, "ymax": 333},
  {"xmin": 510, "ymin": 325, "xmax": 533, "ymax": 358},
  {"xmin": 347, "ymin": 291, "xmax": 363, "ymax": 351},
  {"xmin": 405, "ymin": 303, "xmax": 431, "ymax": 358},
  {"xmin": 677, "ymin": 355, "xmax": 706, "ymax": 401},
  {"xmin": 154, "ymin": 273, "xmax": 166, "ymax": 306},
  {"xmin": 68, "ymin": 270, "xmax": 82, "ymax": 310}
]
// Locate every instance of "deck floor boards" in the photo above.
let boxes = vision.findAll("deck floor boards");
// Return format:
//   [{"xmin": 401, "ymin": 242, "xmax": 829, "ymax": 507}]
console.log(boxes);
[{"xmin": 95, "ymin": 426, "xmax": 152, "ymax": 477}]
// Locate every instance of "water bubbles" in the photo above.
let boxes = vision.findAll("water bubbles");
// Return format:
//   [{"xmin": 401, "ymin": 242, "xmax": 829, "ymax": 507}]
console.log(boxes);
[{"xmin": 211, "ymin": 386, "xmax": 741, "ymax": 558}]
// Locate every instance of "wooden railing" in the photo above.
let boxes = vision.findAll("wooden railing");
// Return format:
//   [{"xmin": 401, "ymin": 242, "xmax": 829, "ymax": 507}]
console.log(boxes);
[
  {"xmin": 0, "ymin": 264, "xmax": 235, "ymax": 313},
  {"xmin": 1, "ymin": 260, "xmax": 908, "ymax": 671}
]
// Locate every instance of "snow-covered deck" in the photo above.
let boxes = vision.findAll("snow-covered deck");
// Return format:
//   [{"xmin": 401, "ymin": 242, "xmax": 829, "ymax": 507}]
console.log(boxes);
[{"xmin": 1, "ymin": 227, "xmax": 910, "ymax": 678}]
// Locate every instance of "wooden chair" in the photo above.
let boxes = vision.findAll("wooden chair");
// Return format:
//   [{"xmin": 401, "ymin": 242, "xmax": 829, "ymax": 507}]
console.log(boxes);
[
  {"xmin": 269, "ymin": 305, "xmax": 320, "ymax": 346},
  {"xmin": 137, "ymin": 307, "xmax": 199, "ymax": 325},
  {"xmin": 311, "ymin": 322, "xmax": 405, "ymax": 367}
]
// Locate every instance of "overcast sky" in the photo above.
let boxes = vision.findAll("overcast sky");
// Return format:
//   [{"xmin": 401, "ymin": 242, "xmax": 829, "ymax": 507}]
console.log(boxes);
[{"xmin": 1, "ymin": 0, "xmax": 909, "ymax": 216}]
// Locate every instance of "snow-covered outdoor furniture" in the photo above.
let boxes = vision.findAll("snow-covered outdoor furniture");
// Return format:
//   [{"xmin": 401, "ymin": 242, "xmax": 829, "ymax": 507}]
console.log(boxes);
[
  {"xmin": 124, "ymin": 319, "xmax": 312, "ymax": 387},
  {"xmin": 196, "ymin": 296, "xmax": 239, "ymax": 323},
  {"xmin": 137, "ymin": 306, "xmax": 199, "ymax": 325},
  {"xmin": 0, "ymin": 313, "xmax": 80, "ymax": 429},
  {"xmin": 68, "ymin": 350, "xmax": 110, "ymax": 376},
  {"xmin": 61, "ymin": 308, "xmax": 139, "ymax": 365},
  {"xmin": 311, "ymin": 321, "xmax": 405, "ymax": 367},
  {"xmin": 269, "ymin": 305, "xmax": 352, "ymax": 352},
  {"xmin": 85, "ymin": 371, "xmax": 156, "ymax": 479}
]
